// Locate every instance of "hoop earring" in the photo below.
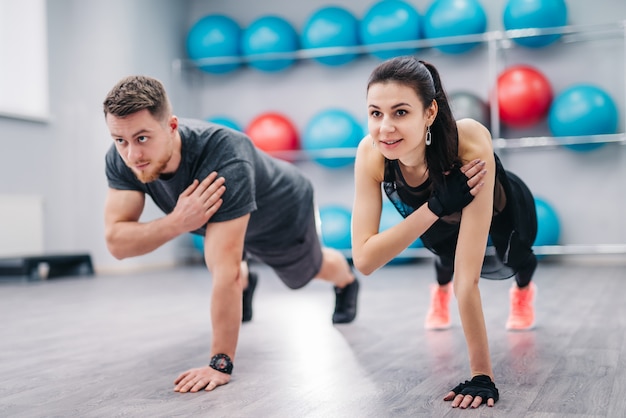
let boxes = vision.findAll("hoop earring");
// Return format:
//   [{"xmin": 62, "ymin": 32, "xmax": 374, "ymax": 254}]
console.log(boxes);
[{"xmin": 425, "ymin": 126, "xmax": 432, "ymax": 146}]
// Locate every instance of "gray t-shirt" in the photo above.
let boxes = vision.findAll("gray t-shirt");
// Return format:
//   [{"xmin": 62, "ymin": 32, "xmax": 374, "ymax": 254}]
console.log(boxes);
[{"xmin": 105, "ymin": 118, "xmax": 314, "ymax": 250}]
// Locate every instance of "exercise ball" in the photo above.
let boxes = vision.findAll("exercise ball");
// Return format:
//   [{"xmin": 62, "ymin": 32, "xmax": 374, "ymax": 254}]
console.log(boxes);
[
  {"xmin": 241, "ymin": 16, "xmax": 299, "ymax": 72},
  {"xmin": 319, "ymin": 205, "xmax": 352, "ymax": 250},
  {"xmin": 381, "ymin": 200, "xmax": 422, "ymax": 264},
  {"xmin": 192, "ymin": 234, "xmax": 204, "ymax": 253},
  {"xmin": 548, "ymin": 84, "xmax": 618, "ymax": 152},
  {"xmin": 246, "ymin": 112, "xmax": 299, "ymax": 160},
  {"xmin": 423, "ymin": 0, "xmax": 488, "ymax": 54},
  {"xmin": 187, "ymin": 15, "xmax": 241, "ymax": 74},
  {"xmin": 449, "ymin": 91, "xmax": 490, "ymax": 128},
  {"xmin": 360, "ymin": 0, "xmax": 422, "ymax": 60},
  {"xmin": 533, "ymin": 197, "xmax": 560, "ymax": 247},
  {"xmin": 303, "ymin": 109, "xmax": 362, "ymax": 168},
  {"xmin": 207, "ymin": 115, "xmax": 242, "ymax": 131},
  {"xmin": 497, "ymin": 65, "xmax": 553, "ymax": 128},
  {"xmin": 362, "ymin": 118, "xmax": 370, "ymax": 139},
  {"xmin": 503, "ymin": 0, "xmax": 568, "ymax": 48},
  {"xmin": 301, "ymin": 6, "xmax": 360, "ymax": 66}
]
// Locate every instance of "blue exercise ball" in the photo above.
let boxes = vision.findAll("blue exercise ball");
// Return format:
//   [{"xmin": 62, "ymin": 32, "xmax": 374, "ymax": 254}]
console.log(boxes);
[
  {"xmin": 424, "ymin": 0, "xmax": 487, "ymax": 54},
  {"xmin": 303, "ymin": 109, "xmax": 363, "ymax": 169},
  {"xmin": 207, "ymin": 115, "xmax": 242, "ymax": 131},
  {"xmin": 241, "ymin": 15, "xmax": 299, "ymax": 72},
  {"xmin": 548, "ymin": 84, "xmax": 618, "ymax": 152},
  {"xmin": 192, "ymin": 234, "xmax": 204, "ymax": 253},
  {"xmin": 319, "ymin": 205, "xmax": 352, "ymax": 250},
  {"xmin": 503, "ymin": 0, "xmax": 568, "ymax": 48},
  {"xmin": 533, "ymin": 197, "xmax": 560, "ymax": 247},
  {"xmin": 187, "ymin": 14, "xmax": 241, "ymax": 74},
  {"xmin": 301, "ymin": 6, "xmax": 360, "ymax": 66},
  {"xmin": 360, "ymin": 0, "xmax": 422, "ymax": 60},
  {"xmin": 362, "ymin": 118, "xmax": 369, "ymax": 139},
  {"xmin": 381, "ymin": 200, "xmax": 422, "ymax": 264}
]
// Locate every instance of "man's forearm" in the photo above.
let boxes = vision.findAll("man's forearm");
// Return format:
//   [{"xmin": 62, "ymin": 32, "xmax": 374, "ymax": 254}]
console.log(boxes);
[
  {"xmin": 209, "ymin": 277, "xmax": 242, "ymax": 360},
  {"xmin": 105, "ymin": 213, "xmax": 185, "ymax": 259}
]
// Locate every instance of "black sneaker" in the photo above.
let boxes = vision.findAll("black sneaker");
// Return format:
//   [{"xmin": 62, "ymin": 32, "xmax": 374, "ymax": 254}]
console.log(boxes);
[
  {"xmin": 332, "ymin": 278, "xmax": 359, "ymax": 324},
  {"xmin": 242, "ymin": 271, "xmax": 258, "ymax": 323}
]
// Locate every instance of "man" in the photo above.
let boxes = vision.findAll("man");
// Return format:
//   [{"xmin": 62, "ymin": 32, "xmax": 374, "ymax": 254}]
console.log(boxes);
[{"xmin": 102, "ymin": 75, "xmax": 359, "ymax": 393}]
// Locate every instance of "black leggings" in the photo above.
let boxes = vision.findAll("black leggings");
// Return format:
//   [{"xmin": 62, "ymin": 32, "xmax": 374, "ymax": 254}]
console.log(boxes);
[
  {"xmin": 433, "ymin": 207, "xmax": 537, "ymax": 288},
  {"xmin": 432, "ymin": 168, "xmax": 537, "ymax": 288},
  {"xmin": 435, "ymin": 252, "xmax": 536, "ymax": 288}
]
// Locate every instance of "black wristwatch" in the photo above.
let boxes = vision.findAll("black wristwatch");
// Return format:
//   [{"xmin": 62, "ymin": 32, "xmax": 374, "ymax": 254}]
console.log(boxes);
[{"xmin": 209, "ymin": 353, "xmax": 233, "ymax": 375}]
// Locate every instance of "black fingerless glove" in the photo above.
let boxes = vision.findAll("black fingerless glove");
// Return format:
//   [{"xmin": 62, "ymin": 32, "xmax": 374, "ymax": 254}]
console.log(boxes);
[
  {"xmin": 427, "ymin": 167, "xmax": 474, "ymax": 217},
  {"xmin": 451, "ymin": 375, "xmax": 499, "ymax": 404}
]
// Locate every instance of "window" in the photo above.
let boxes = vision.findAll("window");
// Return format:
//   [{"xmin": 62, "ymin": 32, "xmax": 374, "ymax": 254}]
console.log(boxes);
[{"xmin": 0, "ymin": 0, "xmax": 49, "ymax": 122}]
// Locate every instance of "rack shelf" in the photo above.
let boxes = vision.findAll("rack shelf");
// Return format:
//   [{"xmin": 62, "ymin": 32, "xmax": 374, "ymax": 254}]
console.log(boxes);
[
  {"xmin": 337, "ymin": 243, "xmax": 626, "ymax": 261},
  {"xmin": 223, "ymin": 132, "xmax": 625, "ymax": 163}
]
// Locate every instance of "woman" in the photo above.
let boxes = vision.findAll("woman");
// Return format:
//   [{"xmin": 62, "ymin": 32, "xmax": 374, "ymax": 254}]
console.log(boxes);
[{"xmin": 351, "ymin": 56, "xmax": 538, "ymax": 408}]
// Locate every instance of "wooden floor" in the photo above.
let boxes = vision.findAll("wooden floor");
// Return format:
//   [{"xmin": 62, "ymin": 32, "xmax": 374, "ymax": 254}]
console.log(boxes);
[{"xmin": 1, "ymin": 258, "xmax": 626, "ymax": 418}]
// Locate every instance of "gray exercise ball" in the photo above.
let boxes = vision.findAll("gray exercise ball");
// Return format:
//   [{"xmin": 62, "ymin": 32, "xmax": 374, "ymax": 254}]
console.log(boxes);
[{"xmin": 449, "ymin": 91, "xmax": 491, "ymax": 129}]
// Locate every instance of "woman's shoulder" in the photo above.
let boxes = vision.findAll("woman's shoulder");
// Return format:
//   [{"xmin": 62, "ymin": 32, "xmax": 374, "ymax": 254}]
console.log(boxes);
[
  {"xmin": 456, "ymin": 117, "xmax": 490, "ymax": 137},
  {"xmin": 357, "ymin": 134, "xmax": 381, "ymax": 159},
  {"xmin": 356, "ymin": 134, "xmax": 386, "ymax": 182},
  {"xmin": 456, "ymin": 118, "xmax": 493, "ymax": 161}
]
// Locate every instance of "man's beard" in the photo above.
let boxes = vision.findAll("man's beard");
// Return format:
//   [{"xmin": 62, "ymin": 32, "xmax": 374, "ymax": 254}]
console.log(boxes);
[{"xmin": 133, "ymin": 158, "xmax": 169, "ymax": 183}]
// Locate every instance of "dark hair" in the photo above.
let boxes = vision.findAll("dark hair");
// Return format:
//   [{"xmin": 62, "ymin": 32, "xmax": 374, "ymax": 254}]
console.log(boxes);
[
  {"xmin": 102, "ymin": 75, "xmax": 171, "ymax": 123},
  {"xmin": 367, "ymin": 56, "xmax": 460, "ymax": 186}
]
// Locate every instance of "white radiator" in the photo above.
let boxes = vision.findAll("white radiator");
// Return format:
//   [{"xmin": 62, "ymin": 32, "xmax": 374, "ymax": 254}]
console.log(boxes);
[{"xmin": 0, "ymin": 195, "xmax": 44, "ymax": 257}]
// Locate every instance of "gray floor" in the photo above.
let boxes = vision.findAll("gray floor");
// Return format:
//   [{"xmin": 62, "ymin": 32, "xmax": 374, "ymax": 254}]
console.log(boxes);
[{"xmin": 1, "ymin": 258, "xmax": 626, "ymax": 418}]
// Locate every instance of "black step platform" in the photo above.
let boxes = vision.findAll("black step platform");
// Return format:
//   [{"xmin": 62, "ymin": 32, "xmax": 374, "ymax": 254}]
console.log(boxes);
[{"xmin": 0, "ymin": 253, "xmax": 94, "ymax": 280}]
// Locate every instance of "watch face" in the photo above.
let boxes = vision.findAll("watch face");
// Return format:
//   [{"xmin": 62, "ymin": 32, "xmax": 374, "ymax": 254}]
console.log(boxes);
[
  {"xmin": 210, "ymin": 354, "xmax": 233, "ymax": 374},
  {"xmin": 215, "ymin": 358, "xmax": 228, "ymax": 370}
]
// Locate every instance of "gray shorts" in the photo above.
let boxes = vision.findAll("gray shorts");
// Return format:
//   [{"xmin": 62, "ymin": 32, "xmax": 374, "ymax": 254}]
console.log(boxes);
[{"xmin": 245, "ymin": 208, "xmax": 323, "ymax": 289}]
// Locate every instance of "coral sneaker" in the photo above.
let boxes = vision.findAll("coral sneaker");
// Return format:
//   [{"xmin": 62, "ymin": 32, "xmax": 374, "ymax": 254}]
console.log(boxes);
[
  {"xmin": 506, "ymin": 282, "xmax": 536, "ymax": 331},
  {"xmin": 425, "ymin": 283, "xmax": 452, "ymax": 330}
]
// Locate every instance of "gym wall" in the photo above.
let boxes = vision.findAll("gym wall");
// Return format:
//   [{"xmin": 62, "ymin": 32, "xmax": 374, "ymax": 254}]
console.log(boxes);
[{"xmin": 0, "ymin": 0, "xmax": 623, "ymax": 271}]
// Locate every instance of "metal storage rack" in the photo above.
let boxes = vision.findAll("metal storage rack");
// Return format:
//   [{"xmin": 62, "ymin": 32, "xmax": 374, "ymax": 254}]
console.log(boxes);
[{"xmin": 173, "ymin": 21, "xmax": 626, "ymax": 259}]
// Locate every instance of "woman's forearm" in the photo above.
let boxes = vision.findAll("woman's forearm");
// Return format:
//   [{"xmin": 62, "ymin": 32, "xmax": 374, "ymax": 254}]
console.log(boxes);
[
  {"xmin": 454, "ymin": 278, "xmax": 494, "ymax": 379},
  {"xmin": 352, "ymin": 204, "xmax": 438, "ymax": 275}
]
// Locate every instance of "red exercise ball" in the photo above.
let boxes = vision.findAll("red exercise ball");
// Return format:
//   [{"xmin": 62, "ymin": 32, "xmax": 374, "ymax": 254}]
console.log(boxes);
[
  {"xmin": 245, "ymin": 112, "xmax": 299, "ymax": 160},
  {"xmin": 496, "ymin": 65, "xmax": 553, "ymax": 128}
]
